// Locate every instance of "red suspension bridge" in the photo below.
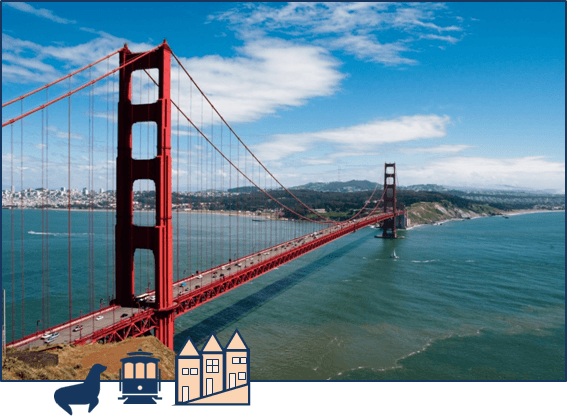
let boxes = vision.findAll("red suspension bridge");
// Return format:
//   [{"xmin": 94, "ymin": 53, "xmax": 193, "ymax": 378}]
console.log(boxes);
[{"xmin": 2, "ymin": 41, "xmax": 406, "ymax": 351}]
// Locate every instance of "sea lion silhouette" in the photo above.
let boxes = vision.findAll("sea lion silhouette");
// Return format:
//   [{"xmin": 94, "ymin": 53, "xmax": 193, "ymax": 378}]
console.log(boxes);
[{"xmin": 54, "ymin": 363, "xmax": 107, "ymax": 415}]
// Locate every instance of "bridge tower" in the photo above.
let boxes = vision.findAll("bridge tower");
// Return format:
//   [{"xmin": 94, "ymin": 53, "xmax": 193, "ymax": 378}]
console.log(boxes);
[
  {"xmin": 115, "ymin": 42, "xmax": 174, "ymax": 348},
  {"xmin": 382, "ymin": 163, "xmax": 397, "ymax": 238}
]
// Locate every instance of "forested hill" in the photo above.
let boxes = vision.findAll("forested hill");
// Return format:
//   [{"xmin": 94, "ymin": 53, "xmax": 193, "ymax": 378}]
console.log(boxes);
[
  {"xmin": 169, "ymin": 189, "xmax": 498, "ymax": 221},
  {"xmin": 291, "ymin": 180, "xmax": 377, "ymax": 193}
]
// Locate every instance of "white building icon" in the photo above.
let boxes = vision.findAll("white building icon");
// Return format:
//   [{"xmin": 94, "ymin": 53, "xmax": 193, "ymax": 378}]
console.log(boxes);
[{"xmin": 175, "ymin": 330, "xmax": 250, "ymax": 405}]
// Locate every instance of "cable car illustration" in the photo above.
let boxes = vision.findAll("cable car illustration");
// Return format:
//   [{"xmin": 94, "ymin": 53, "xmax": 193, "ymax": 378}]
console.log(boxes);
[{"xmin": 118, "ymin": 349, "xmax": 162, "ymax": 404}]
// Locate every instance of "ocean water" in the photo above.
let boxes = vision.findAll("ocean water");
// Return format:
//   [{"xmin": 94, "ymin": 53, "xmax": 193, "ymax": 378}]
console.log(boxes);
[{"xmin": 2, "ymin": 210, "xmax": 565, "ymax": 380}]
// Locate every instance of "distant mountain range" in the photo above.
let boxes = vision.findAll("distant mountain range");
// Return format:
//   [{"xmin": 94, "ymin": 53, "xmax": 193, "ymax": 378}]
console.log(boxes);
[
  {"xmin": 223, "ymin": 181, "xmax": 564, "ymax": 209},
  {"xmin": 291, "ymin": 181, "xmax": 564, "ymax": 196},
  {"xmin": 290, "ymin": 180, "xmax": 378, "ymax": 193}
]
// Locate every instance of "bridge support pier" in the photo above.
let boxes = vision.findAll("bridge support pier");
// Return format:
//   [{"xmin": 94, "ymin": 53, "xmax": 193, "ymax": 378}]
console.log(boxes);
[{"xmin": 116, "ymin": 42, "xmax": 174, "ymax": 349}]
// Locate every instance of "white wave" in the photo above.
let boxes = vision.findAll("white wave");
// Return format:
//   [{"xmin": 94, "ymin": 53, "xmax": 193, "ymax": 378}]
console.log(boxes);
[{"xmin": 28, "ymin": 231, "xmax": 89, "ymax": 237}]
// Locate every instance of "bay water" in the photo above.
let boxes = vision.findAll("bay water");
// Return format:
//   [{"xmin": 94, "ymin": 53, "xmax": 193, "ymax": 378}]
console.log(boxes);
[{"xmin": 2, "ymin": 210, "xmax": 564, "ymax": 380}]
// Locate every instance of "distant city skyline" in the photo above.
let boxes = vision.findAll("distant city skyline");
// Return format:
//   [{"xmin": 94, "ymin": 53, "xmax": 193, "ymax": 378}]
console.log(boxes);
[{"xmin": 2, "ymin": 2, "xmax": 565, "ymax": 193}]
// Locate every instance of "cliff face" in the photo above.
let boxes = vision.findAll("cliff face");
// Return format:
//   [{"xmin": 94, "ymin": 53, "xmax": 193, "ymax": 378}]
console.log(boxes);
[
  {"xmin": 407, "ymin": 201, "xmax": 501, "ymax": 226},
  {"xmin": 2, "ymin": 335, "xmax": 176, "ymax": 381}
]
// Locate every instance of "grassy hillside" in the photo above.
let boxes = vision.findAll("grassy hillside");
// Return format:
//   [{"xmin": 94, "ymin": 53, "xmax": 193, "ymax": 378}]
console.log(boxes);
[{"xmin": 407, "ymin": 200, "xmax": 501, "ymax": 226}]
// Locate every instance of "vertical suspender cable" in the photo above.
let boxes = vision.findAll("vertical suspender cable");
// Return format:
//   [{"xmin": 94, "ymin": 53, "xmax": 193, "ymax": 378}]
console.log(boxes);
[
  {"xmin": 138, "ymin": 72, "xmax": 143, "ymax": 294},
  {"xmin": 46, "ymin": 88, "xmax": 50, "ymax": 328},
  {"xmin": 190, "ymin": 80, "xmax": 195, "ymax": 280},
  {"xmin": 106, "ymin": 58, "xmax": 110, "ymax": 303},
  {"xmin": 10, "ymin": 124, "xmax": 15, "ymax": 342},
  {"xmin": 176, "ymin": 63, "xmax": 180, "ymax": 283},
  {"xmin": 91, "ymin": 73, "xmax": 96, "ymax": 313},
  {"xmin": 220, "ymin": 123, "xmax": 224, "ymax": 263},
  {"xmin": 88, "ymin": 68, "xmax": 93, "ymax": 314},
  {"xmin": 244, "ymin": 147, "xmax": 247, "ymax": 256},
  {"xmin": 41, "ymin": 107, "xmax": 46, "ymax": 330},
  {"xmin": 210, "ymin": 107, "xmax": 214, "ymax": 268},
  {"xmin": 236, "ymin": 133, "xmax": 239, "ymax": 260},
  {"xmin": 146, "ymin": 64, "xmax": 151, "ymax": 292},
  {"xmin": 203, "ymin": 92, "xmax": 206, "ymax": 270},
  {"xmin": 20, "ymin": 100, "xmax": 25, "ymax": 338},
  {"xmin": 229, "ymin": 130, "xmax": 232, "ymax": 262},
  {"xmin": 68, "ymin": 78, "xmax": 73, "ymax": 340},
  {"xmin": 110, "ymin": 70, "xmax": 118, "ymax": 299}
]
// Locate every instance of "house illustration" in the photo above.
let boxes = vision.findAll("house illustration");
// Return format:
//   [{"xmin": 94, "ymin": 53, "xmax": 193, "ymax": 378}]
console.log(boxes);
[{"xmin": 175, "ymin": 330, "xmax": 250, "ymax": 405}]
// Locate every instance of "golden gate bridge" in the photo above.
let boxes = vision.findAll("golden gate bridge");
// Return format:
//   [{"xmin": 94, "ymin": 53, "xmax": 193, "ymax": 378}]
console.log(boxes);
[{"xmin": 2, "ymin": 41, "xmax": 405, "ymax": 350}]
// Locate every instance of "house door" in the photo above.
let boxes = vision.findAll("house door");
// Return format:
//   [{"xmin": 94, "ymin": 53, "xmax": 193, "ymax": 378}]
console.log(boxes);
[
  {"xmin": 229, "ymin": 373, "xmax": 236, "ymax": 389},
  {"xmin": 206, "ymin": 378, "xmax": 213, "ymax": 396},
  {"xmin": 182, "ymin": 386, "xmax": 189, "ymax": 402}
]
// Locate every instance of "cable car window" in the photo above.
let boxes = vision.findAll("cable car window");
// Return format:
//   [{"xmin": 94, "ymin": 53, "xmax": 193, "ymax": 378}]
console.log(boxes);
[
  {"xmin": 146, "ymin": 362, "xmax": 156, "ymax": 378},
  {"xmin": 135, "ymin": 362, "xmax": 145, "ymax": 378},
  {"xmin": 124, "ymin": 363, "xmax": 134, "ymax": 378}
]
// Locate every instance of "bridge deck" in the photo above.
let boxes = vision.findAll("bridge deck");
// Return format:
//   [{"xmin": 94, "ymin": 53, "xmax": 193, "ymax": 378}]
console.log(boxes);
[{"xmin": 8, "ymin": 211, "xmax": 403, "ymax": 350}]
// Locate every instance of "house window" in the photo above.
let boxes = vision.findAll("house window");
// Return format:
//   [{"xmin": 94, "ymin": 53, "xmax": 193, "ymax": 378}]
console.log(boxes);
[
  {"xmin": 190, "ymin": 368, "xmax": 198, "ymax": 375},
  {"xmin": 182, "ymin": 368, "xmax": 189, "ymax": 375},
  {"xmin": 238, "ymin": 372, "xmax": 246, "ymax": 380},
  {"xmin": 240, "ymin": 357, "xmax": 247, "ymax": 364},
  {"xmin": 232, "ymin": 357, "xmax": 240, "ymax": 364},
  {"xmin": 206, "ymin": 359, "xmax": 219, "ymax": 373}
]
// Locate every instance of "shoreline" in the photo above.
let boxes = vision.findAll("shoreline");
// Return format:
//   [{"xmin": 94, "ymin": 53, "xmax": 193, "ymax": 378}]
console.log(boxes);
[
  {"xmin": 405, "ymin": 209, "xmax": 564, "ymax": 230},
  {"xmin": 3, "ymin": 206, "xmax": 564, "ymax": 225},
  {"xmin": 1, "ymin": 207, "xmax": 285, "ymax": 222}
]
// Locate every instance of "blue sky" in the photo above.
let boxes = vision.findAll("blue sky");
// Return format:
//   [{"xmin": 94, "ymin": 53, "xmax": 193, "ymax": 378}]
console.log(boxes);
[{"xmin": 2, "ymin": 2, "xmax": 565, "ymax": 192}]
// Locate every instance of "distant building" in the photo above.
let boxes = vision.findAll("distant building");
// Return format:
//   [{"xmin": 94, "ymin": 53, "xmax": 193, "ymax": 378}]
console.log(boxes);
[{"xmin": 175, "ymin": 330, "xmax": 250, "ymax": 405}]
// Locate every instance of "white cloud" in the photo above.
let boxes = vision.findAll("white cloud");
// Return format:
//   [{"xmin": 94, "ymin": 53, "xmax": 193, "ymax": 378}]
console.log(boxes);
[
  {"xmin": 253, "ymin": 115, "xmax": 452, "ymax": 162},
  {"xmin": 331, "ymin": 34, "xmax": 417, "ymax": 66},
  {"xmin": 47, "ymin": 126, "xmax": 84, "ymax": 141},
  {"xmin": 212, "ymin": 2, "xmax": 465, "ymax": 66},
  {"xmin": 2, "ymin": 33, "xmax": 154, "ymax": 85},
  {"xmin": 400, "ymin": 144, "xmax": 473, "ymax": 154},
  {"xmin": 3, "ymin": 31, "xmax": 342, "ymax": 125},
  {"xmin": 420, "ymin": 34, "xmax": 461, "ymax": 45},
  {"xmin": 404, "ymin": 156, "xmax": 565, "ymax": 190},
  {"xmin": 4, "ymin": 2, "xmax": 76, "ymax": 25},
  {"xmin": 176, "ymin": 38, "xmax": 343, "ymax": 123}
]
